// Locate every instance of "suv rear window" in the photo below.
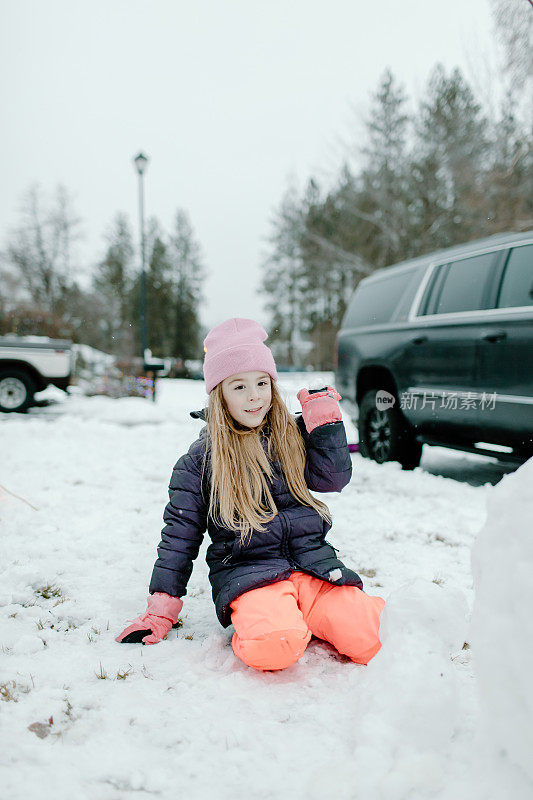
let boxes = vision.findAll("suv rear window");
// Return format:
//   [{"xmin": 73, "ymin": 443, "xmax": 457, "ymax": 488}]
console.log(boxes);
[
  {"xmin": 428, "ymin": 252, "xmax": 495, "ymax": 315},
  {"xmin": 343, "ymin": 269, "xmax": 413, "ymax": 328},
  {"xmin": 497, "ymin": 245, "xmax": 533, "ymax": 308}
]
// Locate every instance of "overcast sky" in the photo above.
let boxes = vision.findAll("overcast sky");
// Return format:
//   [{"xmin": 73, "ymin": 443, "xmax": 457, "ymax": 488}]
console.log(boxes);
[{"xmin": 1, "ymin": 0, "xmax": 497, "ymax": 331}]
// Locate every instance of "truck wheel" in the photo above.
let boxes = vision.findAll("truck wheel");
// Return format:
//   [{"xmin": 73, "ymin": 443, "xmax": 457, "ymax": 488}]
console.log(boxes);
[
  {"xmin": 358, "ymin": 389, "xmax": 422, "ymax": 470},
  {"xmin": 0, "ymin": 370, "xmax": 36, "ymax": 413}
]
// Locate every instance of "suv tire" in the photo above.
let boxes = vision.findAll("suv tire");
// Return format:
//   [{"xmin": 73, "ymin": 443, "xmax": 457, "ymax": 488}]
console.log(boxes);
[
  {"xmin": 358, "ymin": 389, "xmax": 423, "ymax": 470},
  {"xmin": 0, "ymin": 369, "xmax": 36, "ymax": 413}
]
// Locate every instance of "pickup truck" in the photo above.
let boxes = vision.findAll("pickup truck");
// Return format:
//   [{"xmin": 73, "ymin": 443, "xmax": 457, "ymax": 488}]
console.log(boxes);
[{"xmin": 0, "ymin": 336, "xmax": 75, "ymax": 412}]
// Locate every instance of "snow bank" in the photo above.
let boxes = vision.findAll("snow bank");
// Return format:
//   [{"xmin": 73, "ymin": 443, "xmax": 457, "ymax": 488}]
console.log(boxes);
[
  {"xmin": 310, "ymin": 579, "xmax": 469, "ymax": 800},
  {"xmin": 469, "ymin": 456, "xmax": 533, "ymax": 798}
]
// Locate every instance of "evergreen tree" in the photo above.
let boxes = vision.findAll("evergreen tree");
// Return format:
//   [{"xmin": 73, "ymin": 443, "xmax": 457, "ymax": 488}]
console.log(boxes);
[
  {"xmin": 143, "ymin": 220, "xmax": 175, "ymax": 357},
  {"xmin": 260, "ymin": 182, "xmax": 306, "ymax": 366},
  {"xmin": 486, "ymin": 91, "xmax": 533, "ymax": 231},
  {"xmin": 410, "ymin": 65, "xmax": 489, "ymax": 251},
  {"xmin": 300, "ymin": 179, "xmax": 357, "ymax": 368},
  {"xmin": 168, "ymin": 210, "xmax": 205, "ymax": 361},
  {"xmin": 357, "ymin": 68, "xmax": 412, "ymax": 266},
  {"xmin": 290, "ymin": 71, "xmax": 411, "ymax": 366},
  {"xmin": 93, "ymin": 212, "xmax": 135, "ymax": 356}
]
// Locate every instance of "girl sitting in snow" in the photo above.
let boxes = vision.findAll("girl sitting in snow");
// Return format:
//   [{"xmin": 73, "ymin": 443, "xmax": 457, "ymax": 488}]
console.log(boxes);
[{"xmin": 116, "ymin": 318, "xmax": 385, "ymax": 671}]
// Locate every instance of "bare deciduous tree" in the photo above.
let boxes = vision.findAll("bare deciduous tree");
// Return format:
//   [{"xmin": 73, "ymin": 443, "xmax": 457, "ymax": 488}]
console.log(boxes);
[
  {"xmin": 5, "ymin": 184, "xmax": 82, "ymax": 315},
  {"xmin": 491, "ymin": 0, "xmax": 533, "ymax": 93}
]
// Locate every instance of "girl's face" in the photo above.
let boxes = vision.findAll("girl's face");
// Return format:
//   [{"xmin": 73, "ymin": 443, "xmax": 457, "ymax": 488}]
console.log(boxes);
[{"xmin": 221, "ymin": 371, "xmax": 272, "ymax": 428}]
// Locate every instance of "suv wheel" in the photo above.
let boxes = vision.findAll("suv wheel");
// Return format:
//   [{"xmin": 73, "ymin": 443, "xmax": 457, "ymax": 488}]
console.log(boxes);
[
  {"xmin": 0, "ymin": 370, "xmax": 36, "ymax": 413},
  {"xmin": 358, "ymin": 389, "xmax": 422, "ymax": 470}
]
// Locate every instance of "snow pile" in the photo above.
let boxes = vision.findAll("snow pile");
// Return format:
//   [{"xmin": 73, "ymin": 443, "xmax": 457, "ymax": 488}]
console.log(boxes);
[
  {"xmin": 72, "ymin": 343, "xmax": 115, "ymax": 373},
  {"xmin": 469, "ymin": 456, "xmax": 533, "ymax": 799},
  {"xmin": 306, "ymin": 580, "xmax": 469, "ymax": 800}
]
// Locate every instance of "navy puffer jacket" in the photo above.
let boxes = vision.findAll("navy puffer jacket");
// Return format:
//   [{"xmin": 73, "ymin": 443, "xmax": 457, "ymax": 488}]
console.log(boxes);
[{"xmin": 148, "ymin": 411, "xmax": 363, "ymax": 627}]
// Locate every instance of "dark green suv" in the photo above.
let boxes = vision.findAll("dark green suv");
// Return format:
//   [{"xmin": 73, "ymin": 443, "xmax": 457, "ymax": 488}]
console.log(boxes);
[{"xmin": 335, "ymin": 231, "xmax": 533, "ymax": 469}]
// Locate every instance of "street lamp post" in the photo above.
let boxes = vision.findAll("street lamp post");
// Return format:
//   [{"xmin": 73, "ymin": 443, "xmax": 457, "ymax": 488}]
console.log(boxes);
[
  {"xmin": 133, "ymin": 151, "xmax": 149, "ymax": 361},
  {"xmin": 133, "ymin": 151, "xmax": 164, "ymax": 402}
]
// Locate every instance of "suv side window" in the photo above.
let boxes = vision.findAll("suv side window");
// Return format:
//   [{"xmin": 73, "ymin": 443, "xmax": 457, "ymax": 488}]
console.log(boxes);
[
  {"xmin": 343, "ymin": 269, "xmax": 413, "ymax": 327},
  {"xmin": 428, "ymin": 252, "xmax": 496, "ymax": 315},
  {"xmin": 497, "ymin": 245, "xmax": 533, "ymax": 308}
]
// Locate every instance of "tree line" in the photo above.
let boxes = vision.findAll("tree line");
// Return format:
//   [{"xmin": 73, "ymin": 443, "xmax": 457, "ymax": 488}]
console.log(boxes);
[
  {"xmin": 0, "ymin": 188, "xmax": 206, "ymax": 364},
  {"xmin": 1, "ymin": 1, "xmax": 531, "ymax": 370},
  {"xmin": 260, "ymin": 2, "xmax": 533, "ymax": 368}
]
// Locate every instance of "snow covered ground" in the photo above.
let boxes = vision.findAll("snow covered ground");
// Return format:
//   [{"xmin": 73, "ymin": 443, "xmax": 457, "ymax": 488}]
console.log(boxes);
[{"xmin": 1, "ymin": 374, "xmax": 531, "ymax": 800}]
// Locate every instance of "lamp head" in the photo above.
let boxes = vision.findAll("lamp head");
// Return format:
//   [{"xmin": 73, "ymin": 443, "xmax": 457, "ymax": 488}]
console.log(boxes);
[{"xmin": 133, "ymin": 151, "xmax": 149, "ymax": 176}]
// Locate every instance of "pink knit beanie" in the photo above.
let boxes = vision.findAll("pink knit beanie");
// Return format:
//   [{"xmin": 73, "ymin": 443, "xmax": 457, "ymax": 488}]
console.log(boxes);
[{"xmin": 203, "ymin": 318, "xmax": 278, "ymax": 393}]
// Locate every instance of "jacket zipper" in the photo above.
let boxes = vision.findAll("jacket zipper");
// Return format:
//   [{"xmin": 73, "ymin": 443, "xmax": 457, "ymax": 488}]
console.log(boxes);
[{"xmin": 279, "ymin": 511, "xmax": 297, "ymax": 568}]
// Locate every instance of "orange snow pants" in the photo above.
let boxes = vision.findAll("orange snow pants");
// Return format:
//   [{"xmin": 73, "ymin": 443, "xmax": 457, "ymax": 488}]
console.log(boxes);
[{"xmin": 230, "ymin": 571, "xmax": 385, "ymax": 671}]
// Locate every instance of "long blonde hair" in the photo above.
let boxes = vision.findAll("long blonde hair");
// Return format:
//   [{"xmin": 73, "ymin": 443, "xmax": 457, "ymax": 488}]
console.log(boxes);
[{"xmin": 204, "ymin": 380, "xmax": 331, "ymax": 544}]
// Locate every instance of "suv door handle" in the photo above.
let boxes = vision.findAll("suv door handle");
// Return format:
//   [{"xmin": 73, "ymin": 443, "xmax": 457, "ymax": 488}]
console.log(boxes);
[
  {"xmin": 411, "ymin": 336, "xmax": 428, "ymax": 345},
  {"xmin": 482, "ymin": 331, "xmax": 507, "ymax": 343}
]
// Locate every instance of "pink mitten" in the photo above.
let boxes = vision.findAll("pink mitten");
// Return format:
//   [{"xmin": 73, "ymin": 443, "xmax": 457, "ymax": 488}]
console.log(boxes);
[
  {"xmin": 297, "ymin": 385, "xmax": 342, "ymax": 433},
  {"xmin": 115, "ymin": 592, "xmax": 183, "ymax": 645}
]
